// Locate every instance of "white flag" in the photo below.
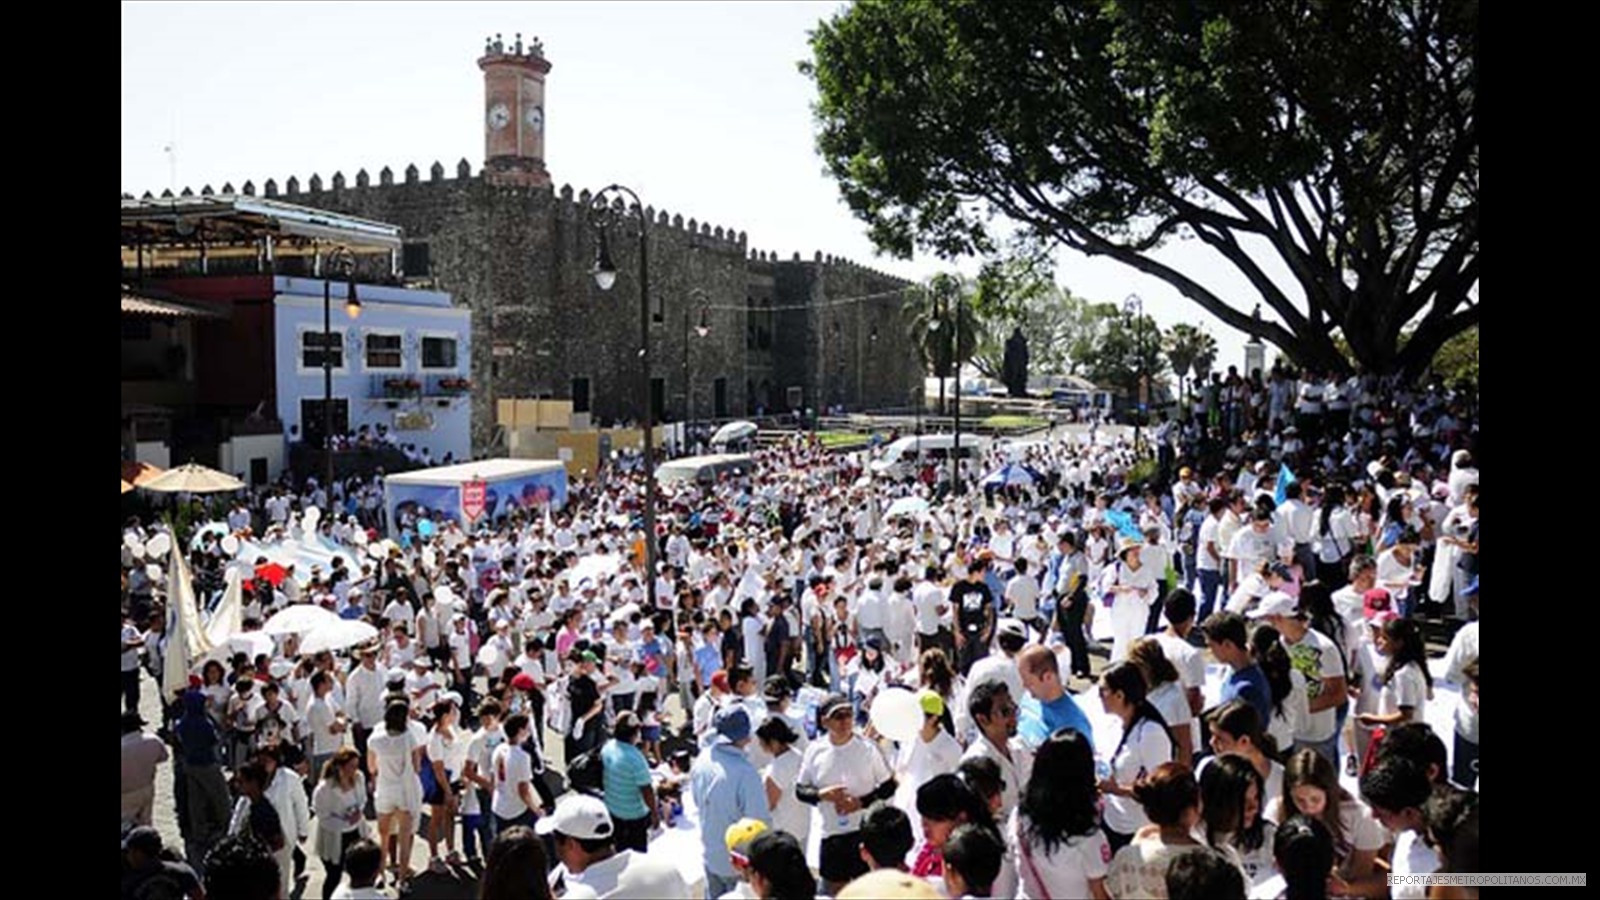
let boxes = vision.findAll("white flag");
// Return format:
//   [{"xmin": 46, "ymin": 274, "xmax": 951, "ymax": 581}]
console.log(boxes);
[{"xmin": 161, "ymin": 538, "xmax": 214, "ymax": 699}]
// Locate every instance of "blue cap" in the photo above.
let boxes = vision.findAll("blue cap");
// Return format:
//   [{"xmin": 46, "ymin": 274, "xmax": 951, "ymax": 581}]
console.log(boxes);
[
  {"xmin": 1461, "ymin": 576, "xmax": 1478, "ymax": 597},
  {"xmin": 714, "ymin": 706, "xmax": 751, "ymax": 743}
]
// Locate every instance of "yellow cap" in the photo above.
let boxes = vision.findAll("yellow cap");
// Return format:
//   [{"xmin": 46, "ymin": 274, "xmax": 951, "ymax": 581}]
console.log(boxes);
[
  {"xmin": 918, "ymin": 689, "xmax": 945, "ymax": 718},
  {"xmin": 724, "ymin": 818, "xmax": 769, "ymax": 861}
]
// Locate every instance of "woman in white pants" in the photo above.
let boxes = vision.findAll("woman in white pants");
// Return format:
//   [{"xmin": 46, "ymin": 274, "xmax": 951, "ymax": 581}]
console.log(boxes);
[{"xmin": 1100, "ymin": 540, "xmax": 1158, "ymax": 662}]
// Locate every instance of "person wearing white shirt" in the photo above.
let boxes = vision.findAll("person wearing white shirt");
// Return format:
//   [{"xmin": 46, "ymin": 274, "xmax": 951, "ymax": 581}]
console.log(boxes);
[
  {"xmin": 1195, "ymin": 497, "xmax": 1227, "ymax": 621},
  {"xmin": 261, "ymin": 746, "xmax": 312, "ymax": 899},
  {"xmin": 1360, "ymin": 756, "xmax": 1439, "ymax": 900},
  {"xmin": 1096, "ymin": 661, "xmax": 1175, "ymax": 849},
  {"xmin": 1225, "ymin": 510, "xmax": 1279, "ymax": 593},
  {"xmin": 912, "ymin": 569, "xmax": 953, "ymax": 660},
  {"xmin": 961, "ymin": 681, "xmax": 1034, "ymax": 820},
  {"xmin": 894, "ymin": 690, "xmax": 963, "ymax": 841},
  {"xmin": 1441, "ymin": 618, "xmax": 1478, "ymax": 787},
  {"xmin": 1004, "ymin": 560, "xmax": 1043, "ymax": 637},
  {"xmin": 1276, "ymin": 481, "xmax": 1318, "ymax": 580},
  {"xmin": 1099, "ymin": 542, "xmax": 1157, "ymax": 663},
  {"xmin": 306, "ymin": 672, "xmax": 348, "ymax": 777},
  {"xmin": 382, "ymin": 596, "xmax": 414, "ymax": 636},
  {"xmin": 854, "ymin": 578, "xmax": 889, "ymax": 648}
]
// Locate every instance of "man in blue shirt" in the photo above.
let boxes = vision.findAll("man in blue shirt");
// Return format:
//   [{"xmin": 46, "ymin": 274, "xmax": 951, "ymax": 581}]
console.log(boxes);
[
  {"xmin": 1202, "ymin": 611, "xmax": 1273, "ymax": 725},
  {"xmin": 1016, "ymin": 644, "xmax": 1095, "ymax": 752},
  {"xmin": 690, "ymin": 707, "xmax": 771, "ymax": 900},
  {"xmin": 599, "ymin": 712, "xmax": 657, "ymax": 853}
]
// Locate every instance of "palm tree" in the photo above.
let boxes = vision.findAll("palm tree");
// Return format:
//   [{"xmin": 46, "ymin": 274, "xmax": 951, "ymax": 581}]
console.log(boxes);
[
  {"xmin": 905, "ymin": 274, "xmax": 980, "ymax": 414},
  {"xmin": 1164, "ymin": 324, "xmax": 1217, "ymax": 412}
]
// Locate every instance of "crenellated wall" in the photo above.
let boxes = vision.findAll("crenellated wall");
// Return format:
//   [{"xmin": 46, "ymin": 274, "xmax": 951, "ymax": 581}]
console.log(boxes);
[{"xmin": 148, "ymin": 168, "xmax": 919, "ymax": 451}]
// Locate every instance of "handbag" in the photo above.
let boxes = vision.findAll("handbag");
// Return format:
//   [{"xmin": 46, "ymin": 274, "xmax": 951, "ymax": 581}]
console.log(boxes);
[{"xmin": 1100, "ymin": 562, "xmax": 1121, "ymax": 609}]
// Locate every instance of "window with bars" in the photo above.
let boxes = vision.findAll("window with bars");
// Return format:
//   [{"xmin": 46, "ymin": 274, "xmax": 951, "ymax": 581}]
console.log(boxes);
[
  {"xmin": 421, "ymin": 336, "xmax": 458, "ymax": 369},
  {"xmin": 301, "ymin": 330, "xmax": 343, "ymax": 369},
  {"xmin": 365, "ymin": 333, "xmax": 402, "ymax": 369}
]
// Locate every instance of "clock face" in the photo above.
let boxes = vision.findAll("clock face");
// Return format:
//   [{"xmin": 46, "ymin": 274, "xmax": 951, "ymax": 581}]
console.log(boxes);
[
  {"xmin": 487, "ymin": 103, "xmax": 510, "ymax": 130},
  {"xmin": 524, "ymin": 105, "xmax": 544, "ymax": 132}
]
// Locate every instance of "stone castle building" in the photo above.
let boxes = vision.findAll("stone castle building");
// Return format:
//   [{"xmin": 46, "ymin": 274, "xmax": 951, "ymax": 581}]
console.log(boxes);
[{"xmin": 135, "ymin": 35, "xmax": 921, "ymax": 453}]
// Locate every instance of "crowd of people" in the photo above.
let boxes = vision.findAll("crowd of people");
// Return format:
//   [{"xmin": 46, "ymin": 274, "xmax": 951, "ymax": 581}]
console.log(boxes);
[{"xmin": 121, "ymin": 372, "xmax": 1479, "ymax": 899}]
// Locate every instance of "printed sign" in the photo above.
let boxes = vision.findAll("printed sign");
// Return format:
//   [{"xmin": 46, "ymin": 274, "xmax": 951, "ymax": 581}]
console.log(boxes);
[{"xmin": 461, "ymin": 479, "xmax": 488, "ymax": 522}]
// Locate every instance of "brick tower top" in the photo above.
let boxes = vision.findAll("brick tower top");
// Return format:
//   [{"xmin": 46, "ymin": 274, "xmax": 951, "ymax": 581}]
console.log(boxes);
[{"xmin": 478, "ymin": 33, "xmax": 552, "ymax": 188}]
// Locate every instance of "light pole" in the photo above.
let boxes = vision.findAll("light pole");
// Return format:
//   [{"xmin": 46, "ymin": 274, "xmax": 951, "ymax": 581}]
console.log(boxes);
[
  {"xmin": 1123, "ymin": 294, "xmax": 1144, "ymax": 452},
  {"xmin": 588, "ymin": 184, "xmax": 658, "ymax": 614},
  {"xmin": 683, "ymin": 297, "xmax": 709, "ymax": 454},
  {"xmin": 930, "ymin": 282, "xmax": 964, "ymax": 495},
  {"xmin": 321, "ymin": 245, "xmax": 359, "ymax": 491}
]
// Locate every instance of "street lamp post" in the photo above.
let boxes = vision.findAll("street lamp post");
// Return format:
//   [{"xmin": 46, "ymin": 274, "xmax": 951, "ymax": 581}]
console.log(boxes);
[
  {"xmin": 683, "ymin": 299, "xmax": 709, "ymax": 455},
  {"xmin": 588, "ymin": 184, "xmax": 659, "ymax": 614},
  {"xmin": 1123, "ymin": 294, "xmax": 1144, "ymax": 453},
  {"xmin": 930, "ymin": 284, "xmax": 963, "ymax": 495},
  {"xmin": 321, "ymin": 245, "xmax": 360, "ymax": 492}
]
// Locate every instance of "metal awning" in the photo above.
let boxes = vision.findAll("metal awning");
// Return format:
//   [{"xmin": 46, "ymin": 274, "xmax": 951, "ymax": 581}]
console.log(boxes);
[
  {"xmin": 121, "ymin": 194, "xmax": 403, "ymax": 252},
  {"xmin": 121, "ymin": 287, "xmax": 228, "ymax": 319}
]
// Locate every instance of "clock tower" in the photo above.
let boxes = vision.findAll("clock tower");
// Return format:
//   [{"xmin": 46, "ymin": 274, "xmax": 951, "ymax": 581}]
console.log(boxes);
[{"xmin": 478, "ymin": 33, "xmax": 552, "ymax": 188}]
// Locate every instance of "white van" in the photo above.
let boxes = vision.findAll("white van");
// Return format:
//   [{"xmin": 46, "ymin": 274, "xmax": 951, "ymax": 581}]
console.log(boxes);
[
  {"xmin": 869, "ymin": 434, "xmax": 991, "ymax": 479},
  {"xmin": 654, "ymin": 453, "xmax": 755, "ymax": 486}
]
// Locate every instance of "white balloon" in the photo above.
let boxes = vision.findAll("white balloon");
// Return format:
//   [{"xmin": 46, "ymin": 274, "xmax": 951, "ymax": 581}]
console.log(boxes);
[
  {"xmin": 868, "ymin": 688, "xmax": 924, "ymax": 744},
  {"xmin": 303, "ymin": 506, "xmax": 322, "ymax": 529},
  {"xmin": 351, "ymin": 528, "xmax": 369, "ymax": 546},
  {"xmin": 145, "ymin": 564, "xmax": 163, "ymax": 581},
  {"xmin": 127, "ymin": 539, "xmax": 146, "ymax": 559},
  {"xmin": 434, "ymin": 585, "xmax": 456, "ymax": 606},
  {"xmin": 145, "ymin": 533, "xmax": 173, "ymax": 557},
  {"xmin": 221, "ymin": 535, "xmax": 241, "ymax": 556}
]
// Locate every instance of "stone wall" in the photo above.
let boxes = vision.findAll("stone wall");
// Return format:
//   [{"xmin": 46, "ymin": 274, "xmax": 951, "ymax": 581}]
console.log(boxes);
[{"xmin": 162, "ymin": 167, "xmax": 921, "ymax": 452}]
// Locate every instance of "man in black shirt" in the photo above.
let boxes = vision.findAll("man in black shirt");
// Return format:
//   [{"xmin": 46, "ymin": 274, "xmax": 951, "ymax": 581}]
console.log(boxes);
[
  {"xmin": 951, "ymin": 558, "xmax": 996, "ymax": 676},
  {"xmin": 566, "ymin": 650, "xmax": 607, "ymax": 762}
]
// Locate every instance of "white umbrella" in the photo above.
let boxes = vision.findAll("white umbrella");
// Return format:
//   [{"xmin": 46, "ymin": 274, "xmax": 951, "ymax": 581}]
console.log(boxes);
[
  {"xmin": 885, "ymin": 496, "xmax": 931, "ymax": 520},
  {"xmin": 300, "ymin": 619, "xmax": 379, "ymax": 655},
  {"xmin": 218, "ymin": 630, "xmax": 276, "ymax": 660},
  {"xmin": 711, "ymin": 420, "xmax": 758, "ymax": 445},
  {"xmin": 142, "ymin": 463, "xmax": 245, "ymax": 494},
  {"xmin": 981, "ymin": 463, "xmax": 1036, "ymax": 488},
  {"xmin": 262, "ymin": 604, "xmax": 340, "ymax": 636}
]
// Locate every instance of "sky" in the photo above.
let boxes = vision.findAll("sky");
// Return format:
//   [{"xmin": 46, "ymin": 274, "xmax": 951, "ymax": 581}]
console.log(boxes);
[{"xmin": 123, "ymin": 0, "xmax": 1283, "ymax": 376}]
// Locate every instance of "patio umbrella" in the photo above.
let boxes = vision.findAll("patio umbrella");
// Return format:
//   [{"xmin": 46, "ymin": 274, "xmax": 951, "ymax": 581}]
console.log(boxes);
[
  {"xmin": 300, "ymin": 619, "xmax": 379, "ymax": 655},
  {"xmin": 254, "ymin": 563, "xmax": 288, "ymax": 588},
  {"xmin": 711, "ymin": 420, "xmax": 758, "ymax": 445},
  {"xmin": 141, "ymin": 463, "xmax": 245, "ymax": 494},
  {"xmin": 122, "ymin": 460, "xmax": 165, "ymax": 488},
  {"xmin": 981, "ymin": 463, "xmax": 1036, "ymax": 488},
  {"xmin": 262, "ymin": 604, "xmax": 339, "ymax": 636},
  {"xmin": 885, "ymin": 496, "xmax": 931, "ymax": 519},
  {"xmin": 122, "ymin": 479, "xmax": 134, "ymax": 494}
]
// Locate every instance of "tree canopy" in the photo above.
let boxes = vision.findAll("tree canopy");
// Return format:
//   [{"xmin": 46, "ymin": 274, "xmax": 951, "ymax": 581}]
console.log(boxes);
[{"xmin": 805, "ymin": 0, "xmax": 1478, "ymax": 379}]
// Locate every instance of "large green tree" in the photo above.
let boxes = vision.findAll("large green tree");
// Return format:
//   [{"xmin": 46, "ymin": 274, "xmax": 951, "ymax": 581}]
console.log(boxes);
[{"xmin": 805, "ymin": 0, "xmax": 1478, "ymax": 379}]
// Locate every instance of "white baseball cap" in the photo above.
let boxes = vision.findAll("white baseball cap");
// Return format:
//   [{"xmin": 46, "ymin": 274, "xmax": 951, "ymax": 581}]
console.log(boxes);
[
  {"xmin": 535, "ymin": 793, "xmax": 614, "ymax": 841},
  {"xmin": 611, "ymin": 853, "xmax": 690, "ymax": 899},
  {"xmin": 1249, "ymin": 591, "xmax": 1300, "ymax": 619}
]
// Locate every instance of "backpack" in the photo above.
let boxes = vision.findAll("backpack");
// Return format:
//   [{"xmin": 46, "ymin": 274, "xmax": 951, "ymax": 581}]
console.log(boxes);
[{"xmin": 566, "ymin": 747, "xmax": 606, "ymax": 796}]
